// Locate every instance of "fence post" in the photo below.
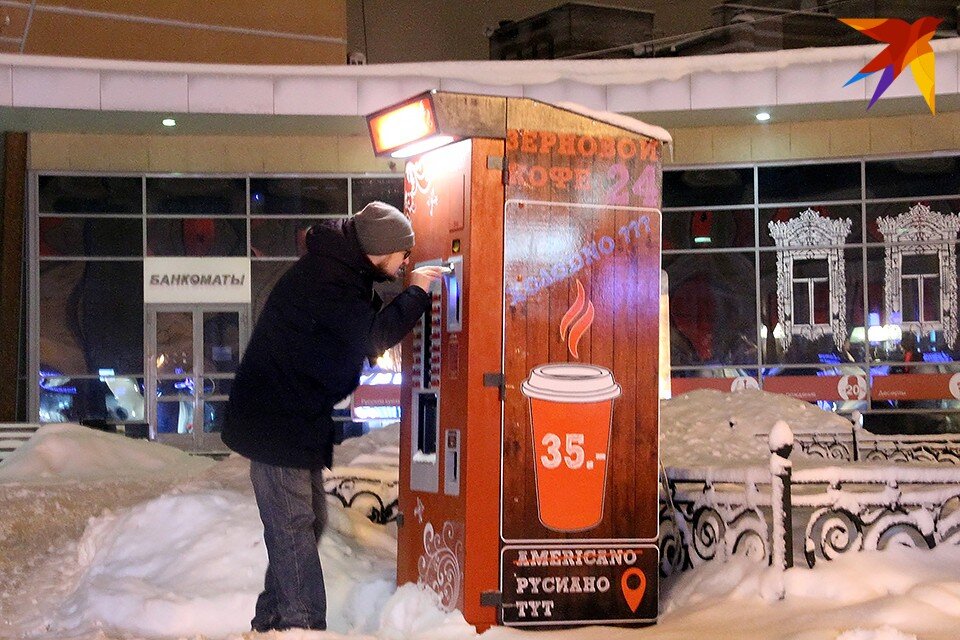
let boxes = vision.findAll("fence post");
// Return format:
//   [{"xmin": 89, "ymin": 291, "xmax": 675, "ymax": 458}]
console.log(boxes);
[
  {"xmin": 769, "ymin": 421, "xmax": 794, "ymax": 583},
  {"xmin": 850, "ymin": 410, "xmax": 862, "ymax": 462}
]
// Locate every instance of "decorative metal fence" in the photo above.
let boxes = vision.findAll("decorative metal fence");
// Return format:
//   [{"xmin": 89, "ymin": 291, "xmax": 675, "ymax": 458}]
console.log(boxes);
[
  {"xmin": 660, "ymin": 423, "xmax": 960, "ymax": 589},
  {"xmin": 659, "ymin": 466, "xmax": 773, "ymax": 577},
  {"xmin": 323, "ymin": 472, "xmax": 399, "ymax": 525},
  {"xmin": 766, "ymin": 415, "xmax": 960, "ymax": 465}
]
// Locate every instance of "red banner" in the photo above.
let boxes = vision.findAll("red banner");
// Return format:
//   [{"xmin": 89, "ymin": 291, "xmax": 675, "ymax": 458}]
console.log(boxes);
[
  {"xmin": 762, "ymin": 375, "xmax": 867, "ymax": 401},
  {"xmin": 671, "ymin": 377, "xmax": 753, "ymax": 394},
  {"xmin": 871, "ymin": 373, "xmax": 960, "ymax": 401}
]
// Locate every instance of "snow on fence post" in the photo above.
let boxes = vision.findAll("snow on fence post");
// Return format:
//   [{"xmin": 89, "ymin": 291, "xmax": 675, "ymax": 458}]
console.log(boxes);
[
  {"xmin": 850, "ymin": 410, "xmax": 862, "ymax": 462},
  {"xmin": 769, "ymin": 420, "xmax": 795, "ymax": 585}
]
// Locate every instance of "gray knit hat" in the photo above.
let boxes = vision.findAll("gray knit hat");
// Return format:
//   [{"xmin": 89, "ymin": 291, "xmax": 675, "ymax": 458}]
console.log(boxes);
[{"xmin": 353, "ymin": 201, "xmax": 415, "ymax": 255}]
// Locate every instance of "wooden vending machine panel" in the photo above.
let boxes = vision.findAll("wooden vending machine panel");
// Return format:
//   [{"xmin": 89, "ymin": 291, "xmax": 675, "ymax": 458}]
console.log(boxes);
[
  {"xmin": 397, "ymin": 137, "xmax": 504, "ymax": 628},
  {"xmin": 498, "ymin": 100, "xmax": 663, "ymax": 627}
]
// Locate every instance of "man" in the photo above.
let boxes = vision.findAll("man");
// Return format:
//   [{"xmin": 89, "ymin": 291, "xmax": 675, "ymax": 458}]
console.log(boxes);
[{"xmin": 223, "ymin": 201, "xmax": 446, "ymax": 632}]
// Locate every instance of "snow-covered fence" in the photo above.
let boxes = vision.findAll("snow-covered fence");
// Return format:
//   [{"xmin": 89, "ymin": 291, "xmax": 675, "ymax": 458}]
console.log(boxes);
[
  {"xmin": 855, "ymin": 433, "xmax": 960, "ymax": 465},
  {"xmin": 661, "ymin": 421, "xmax": 960, "ymax": 580},
  {"xmin": 323, "ymin": 472, "xmax": 399, "ymax": 524},
  {"xmin": 759, "ymin": 418, "xmax": 960, "ymax": 466},
  {"xmin": 659, "ymin": 465, "xmax": 772, "ymax": 576},
  {"xmin": 788, "ymin": 429, "xmax": 856, "ymax": 461},
  {"xmin": 794, "ymin": 466, "xmax": 960, "ymax": 567}
]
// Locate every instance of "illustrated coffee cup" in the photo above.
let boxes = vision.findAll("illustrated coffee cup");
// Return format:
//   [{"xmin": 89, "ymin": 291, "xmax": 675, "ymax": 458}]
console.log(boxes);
[{"xmin": 521, "ymin": 364, "xmax": 621, "ymax": 531}]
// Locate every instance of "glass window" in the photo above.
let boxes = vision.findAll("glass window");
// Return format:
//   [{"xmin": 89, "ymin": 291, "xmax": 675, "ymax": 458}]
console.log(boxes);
[
  {"xmin": 351, "ymin": 177, "xmax": 404, "ymax": 211},
  {"xmin": 203, "ymin": 400, "xmax": 228, "ymax": 433},
  {"xmin": 758, "ymin": 162, "xmax": 860, "ymax": 204},
  {"xmin": 147, "ymin": 178, "xmax": 246, "ymax": 215},
  {"xmin": 147, "ymin": 218, "xmax": 246, "ymax": 256},
  {"xmin": 664, "ymin": 252, "xmax": 758, "ymax": 366},
  {"xmin": 157, "ymin": 379, "xmax": 193, "ymax": 397},
  {"xmin": 866, "ymin": 199, "xmax": 960, "ymax": 244},
  {"xmin": 156, "ymin": 311, "xmax": 193, "ymax": 376},
  {"xmin": 39, "ymin": 217, "xmax": 142, "ymax": 257},
  {"xmin": 39, "ymin": 261, "xmax": 143, "ymax": 375},
  {"xmin": 38, "ymin": 376, "xmax": 145, "ymax": 424},
  {"xmin": 866, "ymin": 244, "xmax": 960, "ymax": 364},
  {"xmin": 759, "ymin": 248, "xmax": 864, "ymax": 366},
  {"xmin": 38, "ymin": 176, "xmax": 141, "ymax": 214},
  {"xmin": 203, "ymin": 377, "xmax": 233, "ymax": 397},
  {"xmin": 249, "ymin": 178, "xmax": 348, "ymax": 215},
  {"xmin": 662, "ymin": 168, "xmax": 754, "ymax": 207},
  {"xmin": 203, "ymin": 311, "xmax": 240, "ymax": 374},
  {"xmin": 251, "ymin": 218, "xmax": 330, "ymax": 257},
  {"xmin": 156, "ymin": 399, "xmax": 194, "ymax": 434},
  {"xmin": 760, "ymin": 204, "xmax": 862, "ymax": 247},
  {"xmin": 662, "ymin": 208, "xmax": 755, "ymax": 250},
  {"xmin": 39, "ymin": 262, "xmax": 86, "ymax": 374},
  {"xmin": 866, "ymin": 156, "xmax": 960, "ymax": 199}
]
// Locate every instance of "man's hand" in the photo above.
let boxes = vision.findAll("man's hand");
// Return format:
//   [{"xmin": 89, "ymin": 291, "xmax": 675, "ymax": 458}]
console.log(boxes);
[{"xmin": 409, "ymin": 265, "xmax": 451, "ymax": 293}]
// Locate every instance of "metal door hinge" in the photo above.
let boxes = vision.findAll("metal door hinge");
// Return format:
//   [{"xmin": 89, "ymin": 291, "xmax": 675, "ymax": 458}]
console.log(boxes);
[
  {"xmin": 480, "ymin": 591, "xmax": 502, "ymax": 607},
  {"xmin": 487, "ymin": 155, "xmax": 507, "ymax": 185},
  {"xmin": 483, "ymin": 372, "xmax": 506, "ymax": 401}
]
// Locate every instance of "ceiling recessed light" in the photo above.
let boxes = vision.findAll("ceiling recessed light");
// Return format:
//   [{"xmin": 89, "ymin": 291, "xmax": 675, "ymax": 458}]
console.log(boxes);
[
  {"xmin": 755, "ymin": 112, "xmax": 771, "ymax": 122},
  {"xmin": 162, "ymin": 118, "xmax": 176, "ymax": 127}
]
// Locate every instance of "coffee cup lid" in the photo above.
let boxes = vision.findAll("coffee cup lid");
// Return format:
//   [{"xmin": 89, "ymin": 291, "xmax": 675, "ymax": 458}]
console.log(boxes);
[{"xmin": 520, "ymin": 364, "xmax": 621, "ymax": 403}]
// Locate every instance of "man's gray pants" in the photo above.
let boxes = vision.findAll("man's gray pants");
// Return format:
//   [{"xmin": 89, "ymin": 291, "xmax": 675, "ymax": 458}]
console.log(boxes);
[{"xmin": 249, "ymin": 460, "xmax": 328, "ymax": 631}]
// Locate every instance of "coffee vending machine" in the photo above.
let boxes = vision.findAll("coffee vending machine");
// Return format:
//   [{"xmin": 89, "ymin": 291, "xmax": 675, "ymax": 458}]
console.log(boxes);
[{"xmin": 367, "ymin": 92, "xmax": 667, "ymax": 630}]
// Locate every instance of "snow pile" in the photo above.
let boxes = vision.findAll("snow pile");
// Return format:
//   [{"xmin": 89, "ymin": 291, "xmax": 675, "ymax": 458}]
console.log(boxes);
[
  {"xmin": 11, "ymin": 464, "xmax": 398, "ymax": 638},
  {"xmin": 555, "ymin": 101, "xmax": 672, "ymax": 143},
  {"xmin": 37, "ymin": 489, "xmax": 264, "ymax": 638},
  {"xmin": 660, "ymin": 388, "xmax": 851, "ymax": 467},
  {"xmin": 378, "ymin": 583, "xmax": 476, "ymax": 640},
  {"xmin": 336, "ymin": 422, "xmax": 400, "ymax": 469},
  {"xmin": 657, "ymin": 547, "xmax": 960, "ymax": 639},
  {"xmin": 5, "ymin": 398, "xmax": 960, "ymax": 639},
  {"xmin": 0, "ymin": 422, "xmax": 214, "ymax": 483}
]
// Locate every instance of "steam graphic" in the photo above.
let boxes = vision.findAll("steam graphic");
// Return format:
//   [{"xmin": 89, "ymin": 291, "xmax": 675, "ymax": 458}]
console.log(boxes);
[{"xmin": 559, "ymin": 279, "xmax": 595, "ymax": 359}]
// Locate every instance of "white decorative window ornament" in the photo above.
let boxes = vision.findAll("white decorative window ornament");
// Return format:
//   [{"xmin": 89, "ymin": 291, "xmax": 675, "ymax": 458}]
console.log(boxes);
[
  {"xmin": 877, "ymin": 203, "xmax": 960, "ymax": 348},
  {"xmin": 768, "ymin": 208, "xmax": 853, "ymax": 351}
]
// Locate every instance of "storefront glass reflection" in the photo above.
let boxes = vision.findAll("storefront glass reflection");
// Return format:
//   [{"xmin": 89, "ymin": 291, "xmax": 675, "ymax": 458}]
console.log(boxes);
[
  {"xmin": 39, "ymin": 376, "xmax": 144, "ymax": 424},
  {"xmin": 33, "ymin": 174, "xmax": 404, "ymax": 431},
  {"xmin": 662, "ymin": 154, "xmax": 960, "ymax": 433},
  {"xmin": 664, "ymin": 252, "xmax": 757, "ymax": 366}
]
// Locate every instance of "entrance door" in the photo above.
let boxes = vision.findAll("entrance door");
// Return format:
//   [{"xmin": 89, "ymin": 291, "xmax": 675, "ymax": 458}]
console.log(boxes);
[{"xmin": 145, "ymin": 304, "xmax": 249, "ymax": 451}]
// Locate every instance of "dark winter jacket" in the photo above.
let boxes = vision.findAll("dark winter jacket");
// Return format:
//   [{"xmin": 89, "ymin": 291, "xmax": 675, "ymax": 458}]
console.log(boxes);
[{"xmin": 222, "ymin": 219, "xmax": 429, "ymax": 469}]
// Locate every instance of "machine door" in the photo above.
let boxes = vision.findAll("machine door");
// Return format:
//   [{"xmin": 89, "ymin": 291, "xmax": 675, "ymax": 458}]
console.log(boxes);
[{"xmin": 145, "ymin": 304, "xmax": 249, "ymax": 452}]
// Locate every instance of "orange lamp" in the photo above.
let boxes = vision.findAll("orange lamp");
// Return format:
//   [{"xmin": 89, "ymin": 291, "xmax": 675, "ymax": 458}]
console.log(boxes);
[{"xmin": 367, "ymin": 94, "xmax": 456, "ymax": 158}]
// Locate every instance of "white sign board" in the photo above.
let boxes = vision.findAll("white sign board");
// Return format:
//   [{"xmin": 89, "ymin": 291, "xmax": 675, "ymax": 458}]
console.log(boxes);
[{"xmin": 144, "ymin": 257, "xmax": 251, "ymax": 304}]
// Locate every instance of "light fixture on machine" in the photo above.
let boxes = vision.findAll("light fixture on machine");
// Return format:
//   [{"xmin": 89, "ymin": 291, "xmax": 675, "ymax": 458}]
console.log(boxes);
[
  {"xmin": 367, "ymin": 91, "xmax": 514, "ymax": 161},
  {"xmin": 368, "ymin": 93, "xmax": 457, "ymax": 158}
]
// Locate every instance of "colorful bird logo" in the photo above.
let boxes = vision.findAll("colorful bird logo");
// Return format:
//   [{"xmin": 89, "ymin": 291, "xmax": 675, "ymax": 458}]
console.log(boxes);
[{"xmin": 840, "ymin": 17, "xmax": 943, "ymax": 114}]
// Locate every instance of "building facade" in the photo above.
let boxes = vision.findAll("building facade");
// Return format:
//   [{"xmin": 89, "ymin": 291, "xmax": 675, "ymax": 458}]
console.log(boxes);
[{"xmin": 2, "ymin": 12, "xmax": 960, "ymax": 438}]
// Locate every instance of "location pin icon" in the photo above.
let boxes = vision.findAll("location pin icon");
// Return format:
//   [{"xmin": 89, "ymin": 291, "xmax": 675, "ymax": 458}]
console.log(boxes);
[{"xmin": 620, "ymin": 567, "xmax": 646, "ymax": 613}]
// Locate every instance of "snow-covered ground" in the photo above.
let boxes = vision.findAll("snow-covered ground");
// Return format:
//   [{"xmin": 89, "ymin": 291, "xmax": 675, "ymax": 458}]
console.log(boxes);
[{"xmin": 2, "ymin": 390, "xmax": 960, "ymax": 640}]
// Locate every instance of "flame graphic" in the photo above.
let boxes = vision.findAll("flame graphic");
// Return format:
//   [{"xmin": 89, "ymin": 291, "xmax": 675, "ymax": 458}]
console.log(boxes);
[{"xmin": 559, "ymin": 279, "xmax": 595, "ymax": 359}]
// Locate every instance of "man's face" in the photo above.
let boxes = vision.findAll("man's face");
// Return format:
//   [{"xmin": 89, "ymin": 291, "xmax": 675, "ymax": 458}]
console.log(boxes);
[{"xmin": 373, "ymin": 249, "xmax": 411, "ymax": 280}]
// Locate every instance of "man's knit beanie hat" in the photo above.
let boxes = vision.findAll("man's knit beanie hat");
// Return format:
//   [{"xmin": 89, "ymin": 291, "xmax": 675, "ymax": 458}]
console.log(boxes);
[{"xmin": 353, "ymin": 201, "xmax": 415, "ymax": 255}]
